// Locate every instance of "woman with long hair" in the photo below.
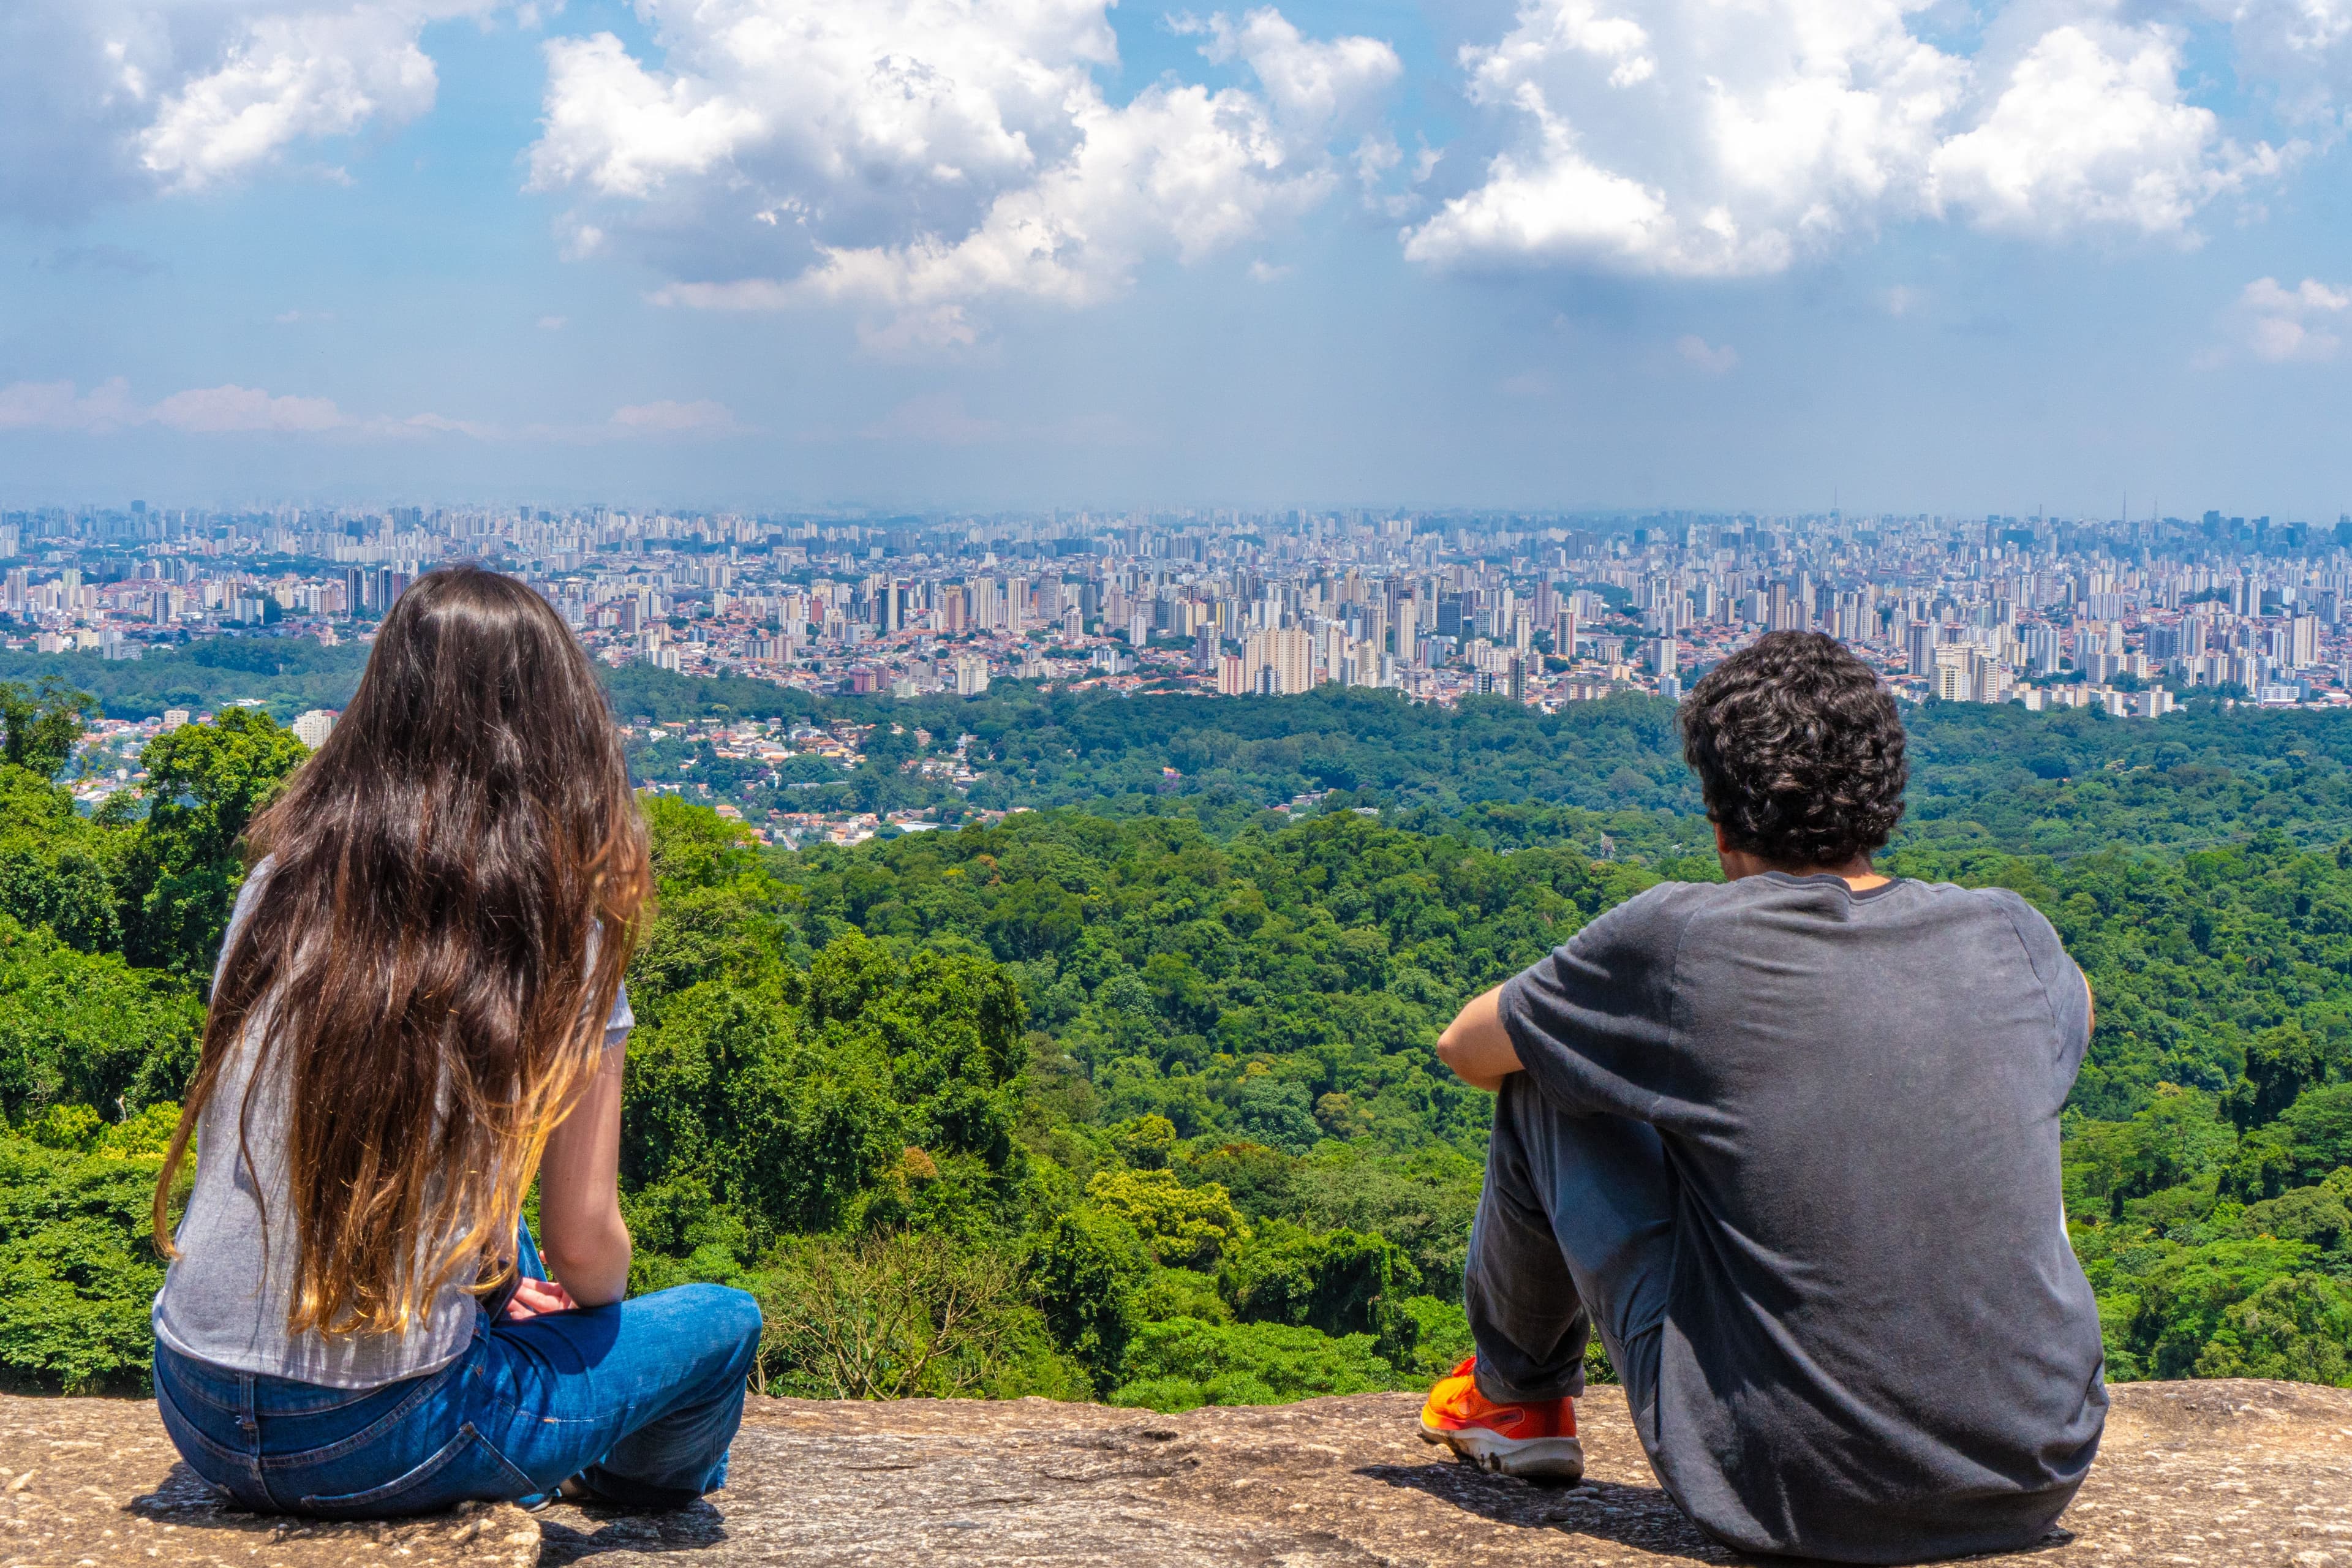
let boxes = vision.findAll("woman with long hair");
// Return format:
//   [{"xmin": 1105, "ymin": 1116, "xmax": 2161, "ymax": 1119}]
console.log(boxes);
[{"xmin": 149, "ymin": 565, "xmax": 761, "ymax": 1517}]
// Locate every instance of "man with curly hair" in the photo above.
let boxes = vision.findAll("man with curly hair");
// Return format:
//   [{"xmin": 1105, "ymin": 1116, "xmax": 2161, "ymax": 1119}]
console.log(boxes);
[{"xmin": 1419, "ymin": 631, "xmax": 2105, "ymax": 1564}]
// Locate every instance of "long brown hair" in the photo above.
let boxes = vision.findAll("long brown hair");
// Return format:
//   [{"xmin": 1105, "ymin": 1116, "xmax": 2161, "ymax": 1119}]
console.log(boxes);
[{"xmin": 154, "ymin": 565, "xmax": 651, "ymax": 1337}]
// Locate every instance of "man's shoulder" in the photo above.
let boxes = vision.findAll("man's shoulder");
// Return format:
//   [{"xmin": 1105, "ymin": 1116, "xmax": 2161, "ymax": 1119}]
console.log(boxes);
[{"xmin": 1668, "ymin": 875, "xmax": 2050, "ymax": 933}]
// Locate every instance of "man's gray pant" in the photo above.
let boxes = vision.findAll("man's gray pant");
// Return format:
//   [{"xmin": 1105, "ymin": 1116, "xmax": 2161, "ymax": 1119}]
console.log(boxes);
[{"xmin": 1466, "ymin": 1073, "xmax": 1677, "ymax": 1453}]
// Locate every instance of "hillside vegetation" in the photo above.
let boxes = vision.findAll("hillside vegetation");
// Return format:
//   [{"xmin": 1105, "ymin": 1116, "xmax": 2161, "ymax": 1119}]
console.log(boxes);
[{"xmin": 0, "ymin": 676, "xmax": 2346, "ymax": 1398}]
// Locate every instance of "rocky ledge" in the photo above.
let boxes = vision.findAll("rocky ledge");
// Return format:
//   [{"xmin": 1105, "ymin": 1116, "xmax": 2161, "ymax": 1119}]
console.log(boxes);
[{"xmin": 4, "ymin": 1378, "xmax": 2349, "ymax": 1567}]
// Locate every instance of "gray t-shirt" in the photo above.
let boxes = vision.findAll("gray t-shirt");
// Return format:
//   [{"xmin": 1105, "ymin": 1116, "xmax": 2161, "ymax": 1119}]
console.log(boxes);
[
  {"xmin": 153, "ymin": 861, "xmax": 632, "ymax": 1389},
  {"xmin": 1499, "ymin": 873, "xmax": 2106, "ymax": 1562}
]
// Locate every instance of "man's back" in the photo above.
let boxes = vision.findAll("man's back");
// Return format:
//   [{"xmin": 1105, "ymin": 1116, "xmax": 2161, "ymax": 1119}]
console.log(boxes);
[{"xmin": 1501, "ymin": 871, "xmax": 2107, "ymax": 1561}]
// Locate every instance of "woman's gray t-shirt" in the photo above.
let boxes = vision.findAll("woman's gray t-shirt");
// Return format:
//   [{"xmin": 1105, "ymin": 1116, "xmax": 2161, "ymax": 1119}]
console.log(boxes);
[
  {"xmin": 151, "ymin": 862, "xmax": 632, "ymax": 1389},
  {"xmin": 1498, "ymin": 873, "xmax": 2106, "ymax": 1562}
]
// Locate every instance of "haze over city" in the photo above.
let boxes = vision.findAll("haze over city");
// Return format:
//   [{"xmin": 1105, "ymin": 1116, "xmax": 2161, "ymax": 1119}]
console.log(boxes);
[{"xmin": 6, "ymin": 0, "xmax": 2352, "ymax": 511}]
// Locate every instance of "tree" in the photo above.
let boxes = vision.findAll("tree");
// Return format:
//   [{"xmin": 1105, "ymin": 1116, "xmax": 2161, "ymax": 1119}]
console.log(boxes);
[
  {"xmin": 1086, "ymin": 1168, "xmax": 1246, "ymax": 1269},
  {"xmin": 0, "ymin": 679, "xmax": 95, "ymax": 780},
  {"xmin": 1218, "ymin": 1220, "xmax": 1420, "ymax": 1364},
  {"xmin": 0, "ymin": 1128, "xmax": 175, "ymax": 1393},
  {"xmin": 0, "ymin": 917, "xmax": 205, "ymax": 1122},
  {"xmin": 116, "ymin": 708, "xmax": 307, "ymax": 976},
  {"xmin": 0, "ymin": 764, "xmax": 124, "ymax": 952},
  {"xmin": 1027, "ymin": 1208, "xmax": 1150, "ymax": 1392},
  {"xmin": 2223, "ymin": 1023, "xmax": 2327, "ymax": 1133}
]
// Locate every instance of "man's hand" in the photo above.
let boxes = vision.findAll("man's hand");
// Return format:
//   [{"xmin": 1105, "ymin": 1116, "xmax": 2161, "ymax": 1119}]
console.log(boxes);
[
  {"xmin": 503, "ymin": 1276, "xmax": 579, "ymax": 1322},
  {"xmin": 1437, "ymin": 985, "xmax": 1525, "ymax": 1093}
]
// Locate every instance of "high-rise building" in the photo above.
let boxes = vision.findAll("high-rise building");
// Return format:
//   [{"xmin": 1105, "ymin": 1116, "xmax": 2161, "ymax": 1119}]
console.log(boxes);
[
  {"xmin": 292, "ymin": 709, "xmax": 337, "ymax": 749},
  {"xmin": 1243, "ymin": 627, "xmax": 1314, "ymax": 694},
  {"xmin": 2291, "ymin": 614, "xmax": 2321, "ymax": 668},
  {"xmin": 1907, "ymin": 622, "xmax": 1937, "ymax": 676}
]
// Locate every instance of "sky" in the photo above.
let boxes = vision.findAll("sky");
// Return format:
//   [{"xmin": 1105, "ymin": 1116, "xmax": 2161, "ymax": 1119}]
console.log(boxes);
[{"xmin": 2, "ymin": 0, "xmax": 2351, "ymax": 518}]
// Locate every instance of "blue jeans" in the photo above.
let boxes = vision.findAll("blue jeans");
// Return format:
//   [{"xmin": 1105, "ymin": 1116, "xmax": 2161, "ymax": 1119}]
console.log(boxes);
[{"xmin": 152, "ymin": 1226, "xmax": 763, "ymax": 1518}]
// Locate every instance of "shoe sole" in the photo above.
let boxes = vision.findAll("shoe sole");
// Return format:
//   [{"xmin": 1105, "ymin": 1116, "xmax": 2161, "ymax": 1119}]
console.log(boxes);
[{"xmin": 1420, "ymin": 1419, "xmax": 1585, "ymax": 1482}]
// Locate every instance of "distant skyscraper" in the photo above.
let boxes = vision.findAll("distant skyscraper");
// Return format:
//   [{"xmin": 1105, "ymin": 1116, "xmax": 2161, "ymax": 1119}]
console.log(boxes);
[
  {"xmin": 291, "ymin": 710, "xmax": 337, "ymax": 750},
  {"xmin": 1244, "ymin": 628, "xmax": 1314, "ymax": 694},
  {"xmin": 2291, "ymin": 614, "xmax": 2320, "ymax": 668},
  {"xmin": 1907, "ymin": 622, "xmax": 1937, "ymax": 676}
]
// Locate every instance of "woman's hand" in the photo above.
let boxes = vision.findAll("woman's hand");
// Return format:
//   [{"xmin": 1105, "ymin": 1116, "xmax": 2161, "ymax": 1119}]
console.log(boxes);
[{"xmin": 503, "ymin": 1276, "xmax": 579, "ymax": 1321}]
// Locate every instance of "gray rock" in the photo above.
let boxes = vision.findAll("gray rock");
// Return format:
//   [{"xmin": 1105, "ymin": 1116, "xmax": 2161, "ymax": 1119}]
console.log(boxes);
[{"xmin": 8, "ymin": 1379, "xmax": 2350, "ymax": 1566}]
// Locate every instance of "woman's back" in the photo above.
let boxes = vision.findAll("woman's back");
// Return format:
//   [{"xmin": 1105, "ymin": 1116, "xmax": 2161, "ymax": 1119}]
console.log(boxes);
[
  {"xmin": 153, "ymin": 862, "xmax": 634, "ymax": 1387},
  {"xmin": 148, "ymin": 565, "xmax": 759, "ymax": 1521}
]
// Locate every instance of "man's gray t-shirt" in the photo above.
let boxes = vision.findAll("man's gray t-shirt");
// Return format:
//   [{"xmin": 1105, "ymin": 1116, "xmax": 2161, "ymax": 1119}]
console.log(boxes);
[{"xmin": 1499, "ymin": 873, "xmax": 2107, "ymax": 1562}]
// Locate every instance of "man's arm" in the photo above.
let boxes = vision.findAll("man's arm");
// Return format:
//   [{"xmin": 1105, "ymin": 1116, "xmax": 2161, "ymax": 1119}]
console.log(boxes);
[{"xmin": 1437, "ymin": 984, "xmax": 1526, "ymax": 1093}]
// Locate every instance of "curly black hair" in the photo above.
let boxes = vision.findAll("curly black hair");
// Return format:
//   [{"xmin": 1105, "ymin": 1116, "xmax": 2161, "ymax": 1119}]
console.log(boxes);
[{"xmin": 1679, "ymin": 631, "xmax": 1908, "ymax": 869}]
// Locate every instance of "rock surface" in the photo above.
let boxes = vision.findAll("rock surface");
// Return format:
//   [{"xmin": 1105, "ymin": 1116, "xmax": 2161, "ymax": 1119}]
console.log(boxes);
[{"xmin": 6, "ymin": 1379, "xmax": 2350, "ymax": 1566}]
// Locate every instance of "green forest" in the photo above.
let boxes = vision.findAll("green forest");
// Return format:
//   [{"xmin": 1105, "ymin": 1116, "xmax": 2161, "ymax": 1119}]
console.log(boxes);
[
  {"xmin": 31, "ymin": 636, "xmax": 2352, "ymax": 858},
  {"xmin": 2, "ymin": 674, "xmax": 2350, "ymax": 1401}
]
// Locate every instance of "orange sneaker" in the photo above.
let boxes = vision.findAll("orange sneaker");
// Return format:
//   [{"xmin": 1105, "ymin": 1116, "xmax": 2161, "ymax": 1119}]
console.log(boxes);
[{"xmin": 1417, "ymin": 1356, "xmax": 1584, "ymax": 1481}]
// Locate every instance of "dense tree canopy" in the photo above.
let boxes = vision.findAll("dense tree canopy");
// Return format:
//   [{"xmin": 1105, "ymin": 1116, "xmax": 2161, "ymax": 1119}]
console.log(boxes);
[{"xmin": 0, "ymin": 679, "xmax": 2348, "ymax": 1399}]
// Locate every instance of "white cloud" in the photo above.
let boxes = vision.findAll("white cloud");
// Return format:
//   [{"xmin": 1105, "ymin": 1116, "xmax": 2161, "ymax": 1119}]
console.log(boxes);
[
  {"xmin": 537, "ymin": 315, "xmax": 569, "ymax": 330},
  {"xmin": 0, "ymin": 2, "xmax": 499, "ymax": 216},
  {"xmin": 0, "ymin": 377, "xmax": 748, "ymax": 441},
  {"xmin": 1675, "ymin": 334, "xmax": 1738, "ymax": 372},
  {"xmin": 2233, "ymin": 274, "xmax": 2351, "ymax": 361},
  {"xmin": 139, "ymin": 8, "xmax": 442, "ymax": 189},
  {"xmin": 1184, "ymin": 8, "xmax": 1402, "ymax": 134},
  {"xmin": 2190, "ymin": 0, "xmax": 2352, "ymax": 123},
  {"xmin": 1929, "ymin": 23, "xmax": 2274, "ymax": 239},
  {"xmin": 1404, "ymin": 0, "xmax": 1967, "ymax": 277},
  {"xmin": 149, "ymin": 383, "xmax": 352, "ymax": 432},
  {"xmin": 1248, "ymin": 258, "xmax": 1294, "ymax": 282},
  {"xmin": 529, "ymin": 1, "xmax": 1398, "ymax": 339},
  {"xmin": 0, "ymin": 376, "xmax": 476, "ymax": 437},
  {"xmin": 606, "ymin": 399, "xmax": 746, "ymax": 435},
  {"xmin": 0, "ymin": 379, "xmax": 145, "ymax": 434},
  {"xmin": 1882, "ymin": 284, "xmax": 1924, "ymax": 316},
  {"xmin": 1405, "ymin": 0, "xmax": 2283, "ymax": 278}
]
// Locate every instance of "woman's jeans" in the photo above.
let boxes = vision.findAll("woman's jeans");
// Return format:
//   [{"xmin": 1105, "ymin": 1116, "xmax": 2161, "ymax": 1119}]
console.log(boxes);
[{"xmin": 151, "ymin": 1227, "xmax": 763, "ymax": 1519}]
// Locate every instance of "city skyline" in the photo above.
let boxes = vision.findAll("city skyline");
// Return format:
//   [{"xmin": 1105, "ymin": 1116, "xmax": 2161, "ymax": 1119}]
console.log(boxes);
[
  {"xmin": 18, "ymin": 499, "xmax": 2348, "ymax": 844},
  {"xmin": 6, "ymin": 1, "xmax": 2352, "ymax": 511}
]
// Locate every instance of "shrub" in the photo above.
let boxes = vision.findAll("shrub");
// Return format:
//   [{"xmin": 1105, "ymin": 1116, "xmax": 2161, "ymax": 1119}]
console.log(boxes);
[
  {"xmin": 1085, "ymin": 1168, "xmax": 1245, "ymax": 1270},
  {"xmin": 1027, "ymin": 1208, "xmax": 1150, "ymax": 1392},
  {"xmin": 1108, "ymin": 1317, "xmax": 1404, "ymax": 1412},
  {"xmin": 0, "ymin": 1124, "xmax": 179, "ymax": 1393},
  {"xmin": 1218, "ymin": 1221, "xmax": 1419, "ymax": 1364},
  {"xmin": 753, "ymin": 1232, "xmax": 1087, "ymax": 1402}
]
